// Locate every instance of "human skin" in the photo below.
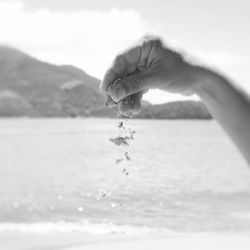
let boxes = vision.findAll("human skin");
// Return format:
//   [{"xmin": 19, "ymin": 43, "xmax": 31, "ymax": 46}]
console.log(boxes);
[{"xmin": 100, "ymin": 37, "xmax": 250, "ymax": 165}]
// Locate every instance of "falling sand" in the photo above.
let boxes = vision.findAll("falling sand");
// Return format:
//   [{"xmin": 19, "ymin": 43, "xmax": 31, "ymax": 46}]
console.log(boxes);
[{"xmin": 109, "ymin": 119, "xmax": 135, "ymax": 176}]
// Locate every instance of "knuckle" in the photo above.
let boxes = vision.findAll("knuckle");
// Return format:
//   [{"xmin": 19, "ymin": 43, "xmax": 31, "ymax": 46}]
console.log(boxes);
[
  {"xmin": 151, "ymin": 38, "xmax": 163, "ymax": 51},
  {"xmin": 141, "ymin": 35, "xmax": 163, "ymax": 47},
  {"xmin": 125, "ymin": 46, "xmax": 141, "ymax": 64},
  {"xmin": 140, "ymin": 37, "xmax": 164, "ymax": 64},
  {"xmin": 114, "ymin": 54, "xmax": 127, "ymax": 67}
]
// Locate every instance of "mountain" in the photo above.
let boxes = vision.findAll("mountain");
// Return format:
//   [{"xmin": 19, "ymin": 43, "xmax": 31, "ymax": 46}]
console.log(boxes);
[
  {"xmin": 0, "ymin": 90, "xmax": 33, "ymax": 117},
  {"xmin": 0, "ymin": 46, "xmax": 211, "ymax": 119},
  {"xmin": 137, "ymin": 101, "xmax": 211, "ymax": 119},
  {"xmin": 0, "ymin": 46, "xmax": 104, "ymax": 117}
]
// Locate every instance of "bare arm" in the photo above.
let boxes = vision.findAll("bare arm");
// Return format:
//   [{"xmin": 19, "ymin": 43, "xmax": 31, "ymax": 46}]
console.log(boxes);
[{"xmin": 194, "ymin": 67, "xmax": 250, "ymax": 164}]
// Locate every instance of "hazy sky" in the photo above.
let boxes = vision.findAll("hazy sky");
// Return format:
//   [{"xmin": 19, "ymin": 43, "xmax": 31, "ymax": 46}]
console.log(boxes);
[{"xmin": 0, "ymin": 0, "xmax": 250, "ymax": 103}]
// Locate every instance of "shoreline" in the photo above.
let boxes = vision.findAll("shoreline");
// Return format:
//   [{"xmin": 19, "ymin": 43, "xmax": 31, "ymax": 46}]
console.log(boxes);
[{"xmin": 0, "ymin": 231, "xmax": 250, "ymax": 250}]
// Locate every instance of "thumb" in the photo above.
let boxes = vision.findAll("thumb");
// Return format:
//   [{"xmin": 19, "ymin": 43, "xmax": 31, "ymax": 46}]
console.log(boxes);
[{"xmin": 109, "ymin": 72, "xmax": 152, "ymax": 102}]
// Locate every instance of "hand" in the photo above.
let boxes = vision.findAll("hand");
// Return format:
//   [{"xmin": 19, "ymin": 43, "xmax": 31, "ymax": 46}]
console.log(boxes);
[{"xmin": 100, "ymin": 36, "xmax": 197, "ymax": 116}]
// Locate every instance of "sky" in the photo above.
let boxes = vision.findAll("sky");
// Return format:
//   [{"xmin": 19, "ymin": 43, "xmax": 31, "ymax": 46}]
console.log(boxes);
[{"xmin": 0, "ymin": 0, "xmax": 250, "ymax": 104}]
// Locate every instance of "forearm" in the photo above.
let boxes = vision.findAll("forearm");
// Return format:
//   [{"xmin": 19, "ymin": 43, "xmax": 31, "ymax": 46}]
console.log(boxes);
[{"xmin": 193, "ymin": 66, "xmax": 250, "ymax": 164}]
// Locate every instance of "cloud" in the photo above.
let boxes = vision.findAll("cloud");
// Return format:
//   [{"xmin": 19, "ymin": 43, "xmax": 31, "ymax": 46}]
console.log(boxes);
[{"xmin": 0, "ymin": 0, "xmax": 157, "ymax": 78}]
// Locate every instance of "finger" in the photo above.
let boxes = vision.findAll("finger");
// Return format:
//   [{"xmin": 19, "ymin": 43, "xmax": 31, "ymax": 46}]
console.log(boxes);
[
  {"xmin": 108, "ymin": 72, "xmax": 153, "ymax": 102},
  {"xmin": 124, "ymin": 35, "xmax": 163, "ymax": 65},
  {"xmin": 100, "ymin": 55, "xmax": 128, "ymax": 93},
  {"xmin": 118, "ymin": 91, "xmax": 143, "ymax": 116},
  {"xmin": 100, "ymin": 41, "xmax": 149, "ymax": 93},
  {"xmin": 100, "ymin": 36, "xmax": 162, "ymax": 93}
]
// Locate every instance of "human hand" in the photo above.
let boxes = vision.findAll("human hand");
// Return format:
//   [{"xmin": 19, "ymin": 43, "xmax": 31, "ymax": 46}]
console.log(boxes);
[{"xmin": 100, "ymin": 36, "xmax": 197, "ymax": 116}]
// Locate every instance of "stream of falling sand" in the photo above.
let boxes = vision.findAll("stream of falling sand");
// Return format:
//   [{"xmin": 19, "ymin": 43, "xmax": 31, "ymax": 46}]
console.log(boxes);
[{"xmin": 97, "ymin": 79, "xmax": 136, "ymax": 201}]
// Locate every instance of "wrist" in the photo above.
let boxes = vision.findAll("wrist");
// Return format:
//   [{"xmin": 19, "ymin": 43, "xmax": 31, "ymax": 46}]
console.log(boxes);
[{"xmin": 191, "ymin": 66, "xmax": 224, "ymax": 99}]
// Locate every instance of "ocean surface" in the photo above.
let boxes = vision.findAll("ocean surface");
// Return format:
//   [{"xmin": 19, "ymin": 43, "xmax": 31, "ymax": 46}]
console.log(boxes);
[{"xmin": 0, "ymin": 118, "xmax": 249, "ymax": 235}]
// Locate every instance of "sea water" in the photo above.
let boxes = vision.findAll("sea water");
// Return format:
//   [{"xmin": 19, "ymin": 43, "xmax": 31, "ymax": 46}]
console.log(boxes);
[{"xmin": 0, "ymin": 118, "xmax": 249, "ymax": 234}]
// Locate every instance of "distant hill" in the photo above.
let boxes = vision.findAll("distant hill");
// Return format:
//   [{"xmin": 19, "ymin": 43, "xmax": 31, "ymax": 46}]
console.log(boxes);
[
  {"xmin": 0, "ymin": 46, "xmax": 104, "ymax": 117},
  {"xmin": 0, "ymin": 46, "xmax": 211, "ymax": 119},
  {"xmin": 0, "ymin": 90, "xmax": 33, "ymax": 117},
  {"xmin": 137, "ymin": 101, "xmax": 211, "ymax": 119}
]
